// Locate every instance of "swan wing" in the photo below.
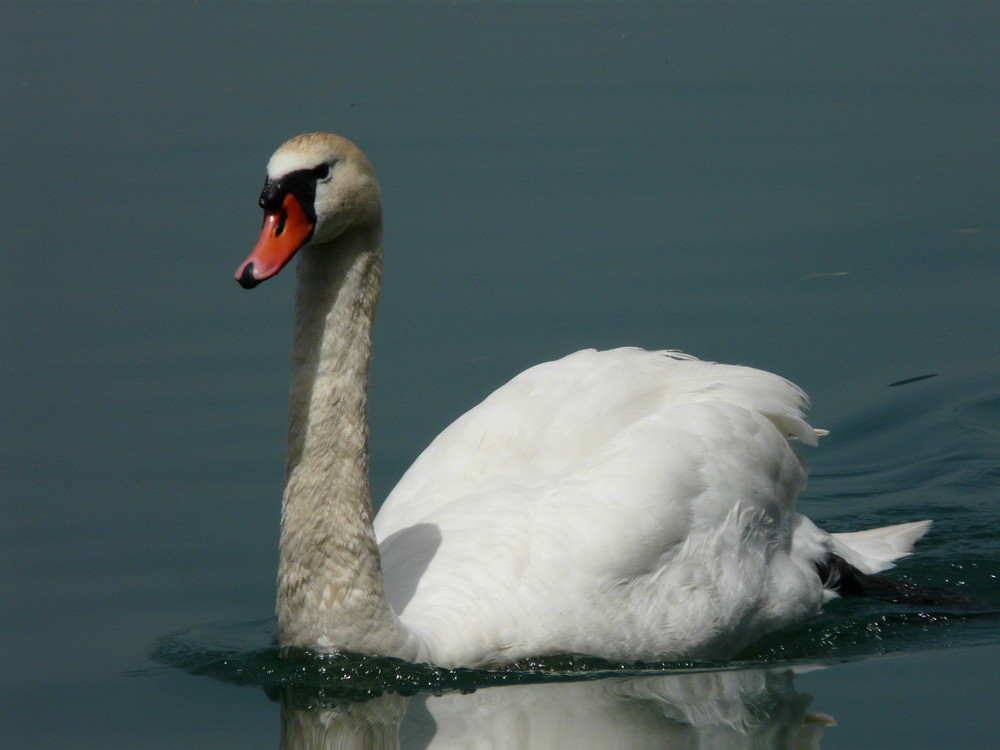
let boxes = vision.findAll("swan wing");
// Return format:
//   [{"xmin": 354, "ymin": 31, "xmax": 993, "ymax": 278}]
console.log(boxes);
[
  {"xmin": 377, "ymin": 348, "xmax": 814, "ymax": 531},
  {"xmin": 374, "ymin": 349, "xmax": 824, "ymax": 665}
]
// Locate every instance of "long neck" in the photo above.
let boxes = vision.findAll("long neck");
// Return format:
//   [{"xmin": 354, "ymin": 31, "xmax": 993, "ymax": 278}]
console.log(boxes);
[
  {"xmin": 276, "ymin": 222, "xmax": 411, "ymax": 657},
  {"xmin": 280, "ymin": 695, "xmax": 407, "ymax": 750}
]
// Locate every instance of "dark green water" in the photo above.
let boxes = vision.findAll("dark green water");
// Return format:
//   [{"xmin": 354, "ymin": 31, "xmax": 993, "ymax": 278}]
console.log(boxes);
[{"xmin": 3, "ymin": 2, "xmax": 999, "ymax": 747}]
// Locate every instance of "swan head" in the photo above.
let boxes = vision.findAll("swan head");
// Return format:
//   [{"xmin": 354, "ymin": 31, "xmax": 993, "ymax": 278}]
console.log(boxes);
[{"xmin": 235, "ymin": 133, "xmax": 381, "ymax": 288}]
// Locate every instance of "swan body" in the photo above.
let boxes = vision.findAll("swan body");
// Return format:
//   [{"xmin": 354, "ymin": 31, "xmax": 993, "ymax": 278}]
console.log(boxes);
[{"xmin": 235, "ymin": 132, "xmax": 930, "ymax": 667}]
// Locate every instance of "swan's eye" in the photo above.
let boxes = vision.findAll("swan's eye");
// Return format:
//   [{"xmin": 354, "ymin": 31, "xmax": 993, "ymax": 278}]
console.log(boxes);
[{"xmin": 312, "ymin": 163, "xmax": 331, "ymax": 181}]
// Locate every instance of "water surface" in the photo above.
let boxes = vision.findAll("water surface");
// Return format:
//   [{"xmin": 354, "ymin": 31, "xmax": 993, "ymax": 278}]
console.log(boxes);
[{"xmin": 3, "ymin": 2, "xmax": 999, "ymax": 748}]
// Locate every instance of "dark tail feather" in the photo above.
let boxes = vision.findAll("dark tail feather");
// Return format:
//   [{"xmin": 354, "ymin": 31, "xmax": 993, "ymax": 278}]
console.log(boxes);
[{"xmin": 817, "ymin": 553, "xmax": 991, "ymax": 610}]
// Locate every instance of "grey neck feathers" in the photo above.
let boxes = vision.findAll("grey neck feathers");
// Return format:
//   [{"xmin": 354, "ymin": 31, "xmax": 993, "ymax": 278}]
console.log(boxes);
[{"xmin": 276, "ymin": 223, "xmax": 413, "ymax": 657}]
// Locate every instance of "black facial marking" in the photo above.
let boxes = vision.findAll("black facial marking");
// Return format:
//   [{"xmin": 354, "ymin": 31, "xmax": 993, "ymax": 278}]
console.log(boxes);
[
  {"xmin": 257, "ymin": 160, "xmax": 336, "ymax": 224},
  {"xmin": 259, "ymin": 179, "xmax": 284, "ymax": 211}
]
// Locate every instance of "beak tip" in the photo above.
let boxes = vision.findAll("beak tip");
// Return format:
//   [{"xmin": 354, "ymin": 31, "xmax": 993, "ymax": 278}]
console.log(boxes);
[{"xmin": 236, "ymin": 262, "xmax": 261, "ymax": 289}]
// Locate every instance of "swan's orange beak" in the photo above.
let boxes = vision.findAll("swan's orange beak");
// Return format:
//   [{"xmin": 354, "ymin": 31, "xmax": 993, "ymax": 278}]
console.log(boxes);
[{"xmin": 235, "ymin": 193, "xmax": 315, "ymax": 289}]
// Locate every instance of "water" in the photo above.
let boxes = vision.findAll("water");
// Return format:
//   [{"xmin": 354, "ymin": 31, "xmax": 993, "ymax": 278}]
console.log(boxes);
[{"xmin": 3, "ymin": 1, "xmax": 999, "ymax": 747}]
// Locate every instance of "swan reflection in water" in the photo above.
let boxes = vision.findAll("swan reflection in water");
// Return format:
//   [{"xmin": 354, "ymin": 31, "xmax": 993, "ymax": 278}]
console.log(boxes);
[{"xmin": 278, "ymin": 668, "xmax": 832, "ymax": 750}]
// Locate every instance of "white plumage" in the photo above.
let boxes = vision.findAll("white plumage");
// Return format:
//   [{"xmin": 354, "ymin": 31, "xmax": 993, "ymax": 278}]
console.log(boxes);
[{"xmin": 235, "ymin": 132, "xmax": 930, "ymax": 667}]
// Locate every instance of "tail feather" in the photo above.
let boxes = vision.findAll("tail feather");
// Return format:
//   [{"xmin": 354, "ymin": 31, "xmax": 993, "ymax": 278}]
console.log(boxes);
[
  {"xmin": 829, "ymin": 519, "xmax": 932, "ymax": 575},
  {"xmin": 818, "ymin": 519, "xmax": 995, "ymax": 609}
]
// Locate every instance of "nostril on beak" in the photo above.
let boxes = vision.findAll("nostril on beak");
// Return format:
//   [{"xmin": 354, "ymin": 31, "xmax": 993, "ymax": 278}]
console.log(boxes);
[{"xmin": 237, "ymin": 263, "xmax": 261, "ymax": 289}]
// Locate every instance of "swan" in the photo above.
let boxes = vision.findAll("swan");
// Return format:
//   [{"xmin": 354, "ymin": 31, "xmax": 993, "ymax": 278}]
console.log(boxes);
[
  {"xmin": 234, "ymin": 132, "xmax": 931, "ymax": 667},
  {"xmin": 280, "ymin": 669, "xmax": 832, "ymax": 750}
]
